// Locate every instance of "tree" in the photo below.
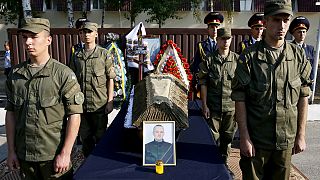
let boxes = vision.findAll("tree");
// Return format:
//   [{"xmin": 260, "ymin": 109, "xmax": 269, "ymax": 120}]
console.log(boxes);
[
  {"xmin": 82, "ymin": 0, "xmax": 87, "ymax": 18},
  {"xmin": 22, "ymin": 0, "xmax": 32, "ymax": 18},
  {"xmin": 145, "ymin": 0, "xmax": 201, "ymax": 28},
  {"xmin": 0, "ymin": 0, "xmax": 22, "ymax": 25},
  {"xmin": 67, "ymin": 0, "xmax": 74, "ymax": 28}
]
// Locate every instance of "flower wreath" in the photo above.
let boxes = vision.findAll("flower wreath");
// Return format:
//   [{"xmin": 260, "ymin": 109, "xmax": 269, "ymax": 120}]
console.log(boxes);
[{"xmin": 153, "ymin": 40, "xmax": 193, "ymax": 86}]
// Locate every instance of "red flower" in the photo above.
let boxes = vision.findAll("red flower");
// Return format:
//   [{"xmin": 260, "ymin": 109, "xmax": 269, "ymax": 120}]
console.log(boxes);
[
  {"xmin": 188, "ymin": 74, "xmax": 193, "ymax": 81},
  {"xmin": 162, "ymin": 44, "xmax": 168, "ymax": 49},
  {"xmin": 176, "ymin": 47, "xmax": 181, "ymax": 53},
  {"xmin": 183, "ymin": 63, "xmax": 189, "ymax": 69},
  {"xmin": 156, "ymin": 54, "xmax": 161, "ymax": 60},
  {"xmin": 167, "ymin": 40, "xmax": 173, "ymax": 45}
]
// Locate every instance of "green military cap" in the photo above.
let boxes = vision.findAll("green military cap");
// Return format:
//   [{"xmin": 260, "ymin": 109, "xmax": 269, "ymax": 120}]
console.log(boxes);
[
  {"xmin": 81, "ymin": 22, "xmax": 98, "ymax": 32},
  {"xmin": 217, "ymin": 28, "xmax": 232, "ymax": 38},
  {"xmin": 20, "ymin": 18, "xmax": 50, "ymax": 33},
  {"xmin": 264, "ymin": 0, "xmax": 293, "ymax": 17}
]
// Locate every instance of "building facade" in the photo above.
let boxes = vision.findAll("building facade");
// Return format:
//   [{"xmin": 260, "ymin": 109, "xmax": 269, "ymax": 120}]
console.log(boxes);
[{"xmin": 0, "ymin": 0, "xmax": 319, "ymax": 50}]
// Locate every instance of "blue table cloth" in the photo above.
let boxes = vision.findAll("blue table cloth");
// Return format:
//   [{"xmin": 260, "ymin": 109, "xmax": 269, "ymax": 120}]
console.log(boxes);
[{"xmin": 73, "ymin": 101, "xmax": 231, "ymax": 180}]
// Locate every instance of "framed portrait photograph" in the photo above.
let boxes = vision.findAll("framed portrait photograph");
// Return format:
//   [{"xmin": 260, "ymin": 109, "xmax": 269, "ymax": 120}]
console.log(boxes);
[
  {"xmin": 143, "ymin": 121, "xmax": 176, "ymax": 166},
  {"xmin": 142, "ymin": 36, "xmax": 161, "ymax": 63}
]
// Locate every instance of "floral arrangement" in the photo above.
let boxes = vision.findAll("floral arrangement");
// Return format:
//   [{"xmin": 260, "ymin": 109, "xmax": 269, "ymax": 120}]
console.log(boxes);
[
  {"xmin": 104, "ymin": 41, "xmax": 129, "ymax": 109},
  {"xmin": 153, "ymin": 40, "xmax": 192, "ymax": 86}
]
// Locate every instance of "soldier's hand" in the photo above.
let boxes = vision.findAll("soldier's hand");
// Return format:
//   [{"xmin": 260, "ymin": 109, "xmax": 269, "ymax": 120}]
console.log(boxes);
[
  {"xmin": 202, "ymin": 105, "xmax": 210, "ymax": 119},
  {"xmin": 7, "ymin": 152, "xmax": 20, "ymax": 171},
  {"xmin": 292, "ymin": 135, "xmax": 306, "ymax": 155},
  {"xmin": 240, "ymin": 136, "xmax": 255, "ymax": 157},
  {"xmin": 105, "ymin": 101, "xmax": 113, "ymax": 114},
  {"xmin": 54, "ymin": 152, "xmax": 71, "ymax": 173}
]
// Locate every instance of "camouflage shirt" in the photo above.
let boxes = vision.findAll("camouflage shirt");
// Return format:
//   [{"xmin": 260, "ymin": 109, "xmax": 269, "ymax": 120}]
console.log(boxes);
[
  {"xmin": 231, "ymin": 40, "xmax": 311, "ymax": 150},
  {"xmin": 69, "ymin": 45, "xmax": 116, "ymax": 112},
  {"xmin": 5, "ymin": 58, "xmax": 83, "ymax": 161}
]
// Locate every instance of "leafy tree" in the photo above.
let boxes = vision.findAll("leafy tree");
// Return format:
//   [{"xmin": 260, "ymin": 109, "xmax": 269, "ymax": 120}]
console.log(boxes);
[
  {"xmin": 144, "ymin": 0, "xmax": 202, "ymax": 28},
  {"xmin": 144, "ymin": 0, "xmax": 181, "ymax": 28},
  {"xmin": 0, "ymin": 0, "xmax": 23, "ymax": 26}
]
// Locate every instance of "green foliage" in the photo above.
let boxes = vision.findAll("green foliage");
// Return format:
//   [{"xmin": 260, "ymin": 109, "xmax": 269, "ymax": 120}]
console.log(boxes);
[
  {"xmin": 144, "ymin": 0, "xmax": 181, "ymax": 28},
  {"xmin": 0, "ymin": 0, "xmax": 22, "ymax": 25}
]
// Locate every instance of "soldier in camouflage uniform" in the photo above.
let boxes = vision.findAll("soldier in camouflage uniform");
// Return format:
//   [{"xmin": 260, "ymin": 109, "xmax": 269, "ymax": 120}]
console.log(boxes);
[
  {"xmin": 191, "ymin": 12, "xmax": 224, "ymax": 98},
  {"xmin": 198, "ymin": 28, "xmax": 238, "ymax": 178},
  {"xmin": 69, "ymin": 22, "xmax": 116, "ymax": 157},
  {"xmin": 69, "ymin": 18, "xmax": 90, "ymax": 65},
  {"xmin": 231, "ymin": 1, "xmax": 311, "ymax": 179},
  {"xmin": 5, "ymin": 18, "xmax": 84, "ymax": 179},
  {"xmin": 238, "ymin": 13, "xmax": 265, "ymax": 54}
]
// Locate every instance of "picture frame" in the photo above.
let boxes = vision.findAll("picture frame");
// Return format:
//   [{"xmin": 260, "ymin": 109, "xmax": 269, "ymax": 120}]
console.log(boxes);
[
  {"xmin": 143, "ymin": 121, "xmax": 176, "ymax": 166},
  {"xmin": 142, "ymin": 35, "xmax": 161, "ymax": 63}
]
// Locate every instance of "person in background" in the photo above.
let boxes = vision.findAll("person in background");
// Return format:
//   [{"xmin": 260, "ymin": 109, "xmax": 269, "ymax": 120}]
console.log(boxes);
[
  {"xmin": 4, "ymin": 41, "xmax": 11, "ymax": 77},
  {"xmin": 198, "ymin": 28, "xmax": 238, "ymax": 179},
  {"xmin": 191, "ymin": 12, "xmax": 224, "ymax": 98},
  {"xmin": 69, "ymin": 22, "xmax": 116, "ymax": 157},
  {"xmin": 232, "ymin": 0, "xmax": 311, "ymax": 179},
  {"xmin": 5, "ymin": 18, "xmax": 83, "ymax": 179},
  {"xmin": 238, "ymin": 13, "xmax": 265, "ymax": 54},
  {"xmin": 69, "ymin": 18, "xmax": 90, "ymax": 66},
  {"xmin": 289, "ymin": 16, "xmax": 315, "ymax": 93}
]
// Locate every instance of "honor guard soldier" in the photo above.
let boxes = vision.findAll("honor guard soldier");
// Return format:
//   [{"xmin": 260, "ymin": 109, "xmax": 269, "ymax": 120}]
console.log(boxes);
[
  {"xmin": 198, "ymin": 28, "xmax": 238, "ymax": 179},
  {"xmin": 289, "ymin": 16, "xmax": 315, "ymax": 90},
  {"xmin": 69, "ymin": 22, "xmax": 116, "ymax": 157},
  {"xmin": 192, "ymin": 12, "xmax": 224, "ymax": 72},
  {"xmin": 5, "ymin": 18, "xmax": 84, "ymax": 179},
  {"xmin": 238, "ymin": 13, "xmax": 265, "ymax": 54},
  {"xmin": 232, "ymin": 0, "xmax": 311, "ymax": 179},
  {"xmin": 69, "ymin": 18, "xmax": 90, "ymax": 65},
  {"xmin": 191, "ymin": 12, "xmax": 224, "ymax": 98}
]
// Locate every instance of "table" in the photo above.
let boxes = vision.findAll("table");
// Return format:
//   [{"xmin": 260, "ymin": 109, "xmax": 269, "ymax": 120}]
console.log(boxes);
[{"xmin": 73, "ymin": 101, "xmax": 231, "ymax": 179}]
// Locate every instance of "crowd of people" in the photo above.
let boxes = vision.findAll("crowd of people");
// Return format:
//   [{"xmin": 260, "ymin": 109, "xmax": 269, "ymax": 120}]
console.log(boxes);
[{"xmin": 3, "ymin": 0, "xmax": 316, "ymax": 179}]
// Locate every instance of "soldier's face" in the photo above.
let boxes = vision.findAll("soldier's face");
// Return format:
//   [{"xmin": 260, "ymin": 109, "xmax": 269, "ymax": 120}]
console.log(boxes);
[
  {"xmin": 78, "ymin": 30, "xmax": 85, "ymax": 42},
  {"xmin": 292, "ymin": 29, "xmax": 307, "ymax": 43},
  {"xmin": 81, "ymin": 29, "xmax": 97, "ymax": 44},
  {"xmin": 207, "ymin": 24, "xmax": 219, "ymax": 39},
  {"xmin": 217, "ymin": 37, "xmax": 232, "ymax": 50},
  {"xmin": 251, "ymin": 26, "xmax": 264, "ymax": 40},
  {"xmin": 153, "ymin": 126, "xmax": 164, "ymax": 141},
  {"xmin": 22, "ymin": 30, "xmax": 52, "ymax": 58},
  {"xmin": 265, "ymin": 14, "xmax": 291, "ymax": 40}
]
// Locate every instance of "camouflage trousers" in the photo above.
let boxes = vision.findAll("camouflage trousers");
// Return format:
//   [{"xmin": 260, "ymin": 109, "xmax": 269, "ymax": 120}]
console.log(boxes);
[{"xmin": 206, "ymin": 110, "xmax": 237, "ymax": 164}]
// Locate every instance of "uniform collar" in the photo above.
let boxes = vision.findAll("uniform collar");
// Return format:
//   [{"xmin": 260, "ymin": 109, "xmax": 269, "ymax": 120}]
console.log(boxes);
[
  {"xmin": 16, "ymin": 57, "xmax": 53, "ymax": 78},
  {"xmin": 257, "ymin": 40, "xmax": 294, "ymax": 62},
  {"xmin": 77, "ymin": 45, "xmax": 99, "ymax": 59}
]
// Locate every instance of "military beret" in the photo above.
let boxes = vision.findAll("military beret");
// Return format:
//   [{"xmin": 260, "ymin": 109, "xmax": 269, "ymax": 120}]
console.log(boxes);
[
  {"xmin": 75, "ymin": 18, "xmax": 90, "ymax": 29},
  {"xmin": 20, "ymin": 18, "xmax": 50, "ymax": 33},
  {"xmin": 264, "ymin": 0, "xmax": 293, "ymax": 17},
  {"xmin": 81, "ymin": 22, "xmax": 98, "ymax": 32},
  {"xmin": 289, "ymin": 16, "xmax": 310, "ymax": 34},
  {"xmin": 217, "ymin": 28, "xmax": 232, "ymax": 38},
  {"xmin": 248, "ymin": 13, "xmax": 265, "ymax": 28},
  {"xmin": 204, "ymin": 12, "xmax": 224, "ymax": 26}
]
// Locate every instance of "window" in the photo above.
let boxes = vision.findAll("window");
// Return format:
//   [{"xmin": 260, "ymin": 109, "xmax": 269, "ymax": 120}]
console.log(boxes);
[
  {"xmin": 240, "ymin": 0, "xmax": 252, "ymax": 11},
  {"xmin": 57, "ymin": 0, "xmax": 91, "ymax": 11},
  {"xmin": 205, "ymin": 0, "xmax": 240, "ymax": 12},
  {"xmin": 31, "ymin": 0, "xmax": 44, "ymax": 11},
  {"xmin": 92, "ymin": 0, "xmax": 104, "ymax": 9},
  {"xmin": 252, "ymin": 0, "xmax": 264, "ymax": 12},
  {"xmin": 297, "ymin": 0, "xmax": 320, "ymax": 12}
]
